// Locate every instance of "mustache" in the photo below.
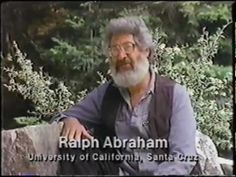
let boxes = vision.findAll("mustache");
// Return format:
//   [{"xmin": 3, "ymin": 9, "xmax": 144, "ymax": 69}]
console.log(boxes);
[{"xmin": 116, "ymin": 60, "xmax": 131, "ymax": 68}]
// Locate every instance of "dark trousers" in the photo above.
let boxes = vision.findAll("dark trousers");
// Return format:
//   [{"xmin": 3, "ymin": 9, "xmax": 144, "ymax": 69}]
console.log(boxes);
[{"xmin": 59, "ymin": 147, "xmax": 120, "ymax": 176}]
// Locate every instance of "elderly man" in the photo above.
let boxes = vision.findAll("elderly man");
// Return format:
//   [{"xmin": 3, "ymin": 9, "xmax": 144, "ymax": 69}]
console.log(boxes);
[{"xmin": 54, "ymin": 16, "xmax": 200, "ymax": 175}]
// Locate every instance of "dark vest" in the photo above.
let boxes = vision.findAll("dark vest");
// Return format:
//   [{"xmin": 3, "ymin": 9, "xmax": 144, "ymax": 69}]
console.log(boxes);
[{"xmin": 96, "ymin": 73, "xmax": 201, "ymax": 174}]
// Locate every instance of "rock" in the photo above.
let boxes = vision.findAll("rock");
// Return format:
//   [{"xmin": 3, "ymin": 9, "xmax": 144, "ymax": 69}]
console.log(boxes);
[
  {"xmin": 217, "ymin": 149, "xmax": 233, "ymax": 175},
  {"xmin": 195, "ymin": 130, "xmax": 224, "ymax": 175},
  {"xmin": 2, "ymin": 123, "xmax": 226, "ymax": 175},
  {"xmin": 217, "ymin": 157, "xmax": 233, "ymax": 175},
  {"xmin": 2, "ymin": 122, "xmax": 63, "ymax": 176},
  {"xmin": 221, "ymin": 164, "xmax": 233, "ymax": 175}
]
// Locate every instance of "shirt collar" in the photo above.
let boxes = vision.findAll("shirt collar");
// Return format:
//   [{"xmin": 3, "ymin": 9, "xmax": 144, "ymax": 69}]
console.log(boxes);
[{"xmin": 148, "ymin": 68, "xmax": 155, "ymax": 94}]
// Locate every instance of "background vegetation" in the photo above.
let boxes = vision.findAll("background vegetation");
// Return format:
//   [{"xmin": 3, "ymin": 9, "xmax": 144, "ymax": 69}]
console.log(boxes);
[{"xmin": 1, "ymin": 1, "xmax": 233, "ymax": 153}]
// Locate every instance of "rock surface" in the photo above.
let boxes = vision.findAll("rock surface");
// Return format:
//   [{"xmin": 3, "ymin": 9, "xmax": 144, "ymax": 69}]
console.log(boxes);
[
  {"xmin": 2, "ymin": 122, "xmax": 63, "ymax": 176},
  {"xmin": 2, "ymin": 123, "xmax": 228, "ymax": 175},
  {"xmin": 195, "ymin": 131, "xmax": 224, "ymax": 175}
]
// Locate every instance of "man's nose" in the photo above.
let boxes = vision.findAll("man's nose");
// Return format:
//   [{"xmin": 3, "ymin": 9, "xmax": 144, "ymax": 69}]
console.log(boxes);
[{"xmin": 116, "ymin": 49, "xmax": 127, "ymax": 61}]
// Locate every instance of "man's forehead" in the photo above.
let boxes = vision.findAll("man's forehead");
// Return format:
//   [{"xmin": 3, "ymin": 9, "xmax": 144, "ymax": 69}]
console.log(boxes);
[{"xmin": 110, "ymin": 34, "xmax": 135, "ymax": 45}]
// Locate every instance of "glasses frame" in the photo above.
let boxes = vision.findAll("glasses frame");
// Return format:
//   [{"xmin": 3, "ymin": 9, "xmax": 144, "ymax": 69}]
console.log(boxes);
[{"xmin": 109, "ymin": 42, "xmax": 136, "ymax": 57}]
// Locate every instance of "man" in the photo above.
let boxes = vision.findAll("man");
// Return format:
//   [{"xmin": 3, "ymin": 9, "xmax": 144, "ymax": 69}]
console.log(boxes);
[{"xmin": 53, "ymin": 16, "xmax": 199, "ymax": 175}]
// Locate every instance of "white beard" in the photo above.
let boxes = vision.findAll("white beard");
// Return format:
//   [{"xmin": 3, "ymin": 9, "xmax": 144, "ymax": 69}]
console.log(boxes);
[{"xmin": 109, "ymin": 56, "xmax": 149, "ymax": 88}]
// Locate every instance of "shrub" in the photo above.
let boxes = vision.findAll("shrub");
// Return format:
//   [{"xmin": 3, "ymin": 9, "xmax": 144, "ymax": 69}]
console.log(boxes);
[
  {"xmin": 152, "ymin": 23, "xmax": 232, "ymax": 151},
  {"xmin": 3, "ymin": 41, "xmax": 75, "ymax": 121}
]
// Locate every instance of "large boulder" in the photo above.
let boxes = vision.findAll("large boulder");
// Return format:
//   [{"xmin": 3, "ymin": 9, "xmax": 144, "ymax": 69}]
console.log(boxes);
[
  {"xmin": 195, "ymin": 131, "xmax": 224, "ymax": 175},
  {"xmin": 2, "ymin": 122, "xmax": 63, "ymax": 175},
  {"xmin": 1, "ymin": 123, "xmax": 229, "ymax": 175}
]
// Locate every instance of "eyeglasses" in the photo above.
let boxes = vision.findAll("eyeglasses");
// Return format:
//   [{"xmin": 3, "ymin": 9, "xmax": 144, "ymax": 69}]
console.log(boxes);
[{"xmin": 109, "ymin": 42, "xmax": 136, "ymax": 57}]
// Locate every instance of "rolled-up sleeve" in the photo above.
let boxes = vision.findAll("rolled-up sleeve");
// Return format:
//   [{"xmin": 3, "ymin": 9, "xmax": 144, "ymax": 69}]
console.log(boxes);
[{"xmin": 154, "ymin": 83, "xmax": 197, "ymax": 175}]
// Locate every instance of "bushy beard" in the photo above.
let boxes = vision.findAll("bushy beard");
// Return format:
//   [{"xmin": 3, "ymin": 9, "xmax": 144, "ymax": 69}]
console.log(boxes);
[{"xmin": 109, "ymin": 56, "xmax": 149, "ymax": 88}]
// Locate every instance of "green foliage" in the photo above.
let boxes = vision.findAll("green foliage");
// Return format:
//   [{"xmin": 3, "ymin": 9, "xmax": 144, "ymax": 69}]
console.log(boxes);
[
  {"xmin": 14, "ymin": 116, "xmax": 48, "ymax": 126},
  {"xmin": 27, "ymin": 2, "xmax": 232, "ymax": 95},
  {"xmin": 153, "ymin": 22, "xmax": 232, "ymax": 151},
  {"xmin": 196, "ymin": 3, "xmax": 231, "ymax": 23},
  {"xmin": 3, "ymin": 41, "xmax": 75, "ymax": 120},
  {"xmin": 179, "ymin": 2, "xmax": 231, "ymax": 25},
  {"xmin": 48, "ymin": 37, "xmax": 97, "ymax": 72},
  {"xmin": 178, "ymin": 2, "xmax": 232, "ymax": 66},
  {"xmin": 207, "ymin": 65, "xmax": 231, "ymax": 80},
  {"xmin": 39, "ymin": 10, "xmax": 107, "ymax": 94}
]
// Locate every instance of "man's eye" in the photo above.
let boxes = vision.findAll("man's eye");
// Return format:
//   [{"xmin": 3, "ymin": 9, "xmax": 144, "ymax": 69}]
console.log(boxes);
[
  {"xmin": 124, "ymin": 45, "xmax": 133, "ymax": 51},
  {"xmin": 111, "ymin": 46, "xmax": 119, "ymax": 51}
]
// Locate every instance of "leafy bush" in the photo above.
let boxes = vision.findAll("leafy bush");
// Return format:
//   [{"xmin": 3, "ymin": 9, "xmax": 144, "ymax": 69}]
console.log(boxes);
[
  {"xmin": 3, "ymin": 41, "xmax": 75, "ymax": 120},
  {"xmin": 152, "ymin": 22, "xmax": 232, "ymax": 151}
]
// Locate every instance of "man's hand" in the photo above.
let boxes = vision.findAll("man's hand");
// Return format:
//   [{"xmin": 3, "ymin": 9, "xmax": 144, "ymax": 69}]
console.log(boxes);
[{"xmin": 61, "ymin": 117, "xmax": 93, "ymax": 141}]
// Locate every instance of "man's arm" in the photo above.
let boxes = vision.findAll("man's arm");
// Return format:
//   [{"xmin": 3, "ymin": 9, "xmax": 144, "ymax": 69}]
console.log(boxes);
[
  {"xmin": 51, "ymin": 82, "xmax": 110, "ymax": 139},
  {"xmin": 154, "ymin": 84, "xmax": 197, "ymax": 175},
  {"xmin": 52, "ymin": 82, "xmax": 110, "ymax": 124}
]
